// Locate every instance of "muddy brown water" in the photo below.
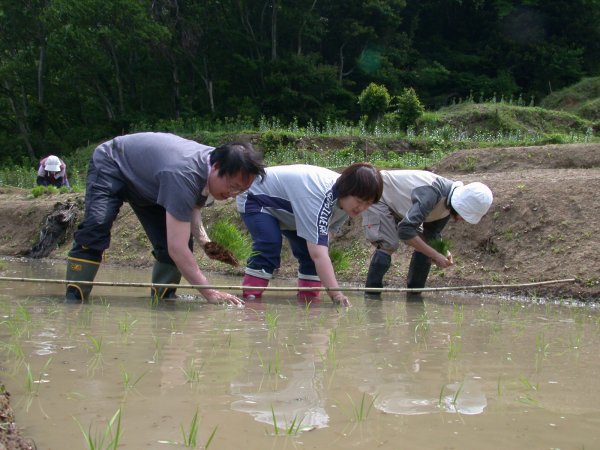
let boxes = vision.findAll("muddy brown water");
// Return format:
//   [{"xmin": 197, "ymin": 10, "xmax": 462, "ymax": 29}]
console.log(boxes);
[{"xmin": 1, "ymin": 258, "xmax": 599, "ymax": 449}]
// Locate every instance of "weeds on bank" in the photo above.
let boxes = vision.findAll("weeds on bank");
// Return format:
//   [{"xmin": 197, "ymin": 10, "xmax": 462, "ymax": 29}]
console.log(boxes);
[{"xmin": 75, "ymin": 408, "xmax": 123, "ymax": 450}]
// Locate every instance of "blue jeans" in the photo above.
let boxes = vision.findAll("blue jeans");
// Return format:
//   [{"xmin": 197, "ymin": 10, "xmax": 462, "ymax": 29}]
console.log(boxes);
[{"xmin": 241, "ymin": 212, "xmax": 318, "ymax": 278}]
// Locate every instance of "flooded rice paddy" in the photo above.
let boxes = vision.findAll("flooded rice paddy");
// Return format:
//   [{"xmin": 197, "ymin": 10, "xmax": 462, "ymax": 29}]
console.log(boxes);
[{"xmin": 1, "ymin": 258, "xmax": 600, "ymax": 449}]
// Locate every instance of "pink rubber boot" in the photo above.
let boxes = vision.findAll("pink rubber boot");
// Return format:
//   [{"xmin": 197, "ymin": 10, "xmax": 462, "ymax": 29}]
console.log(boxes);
[
  {"xmin": 297, "ymin": 278, "xmax": 321, "ymax": 302},
  {"xmin": 242, "ymin": 274, "xmax": 269, "ymax": 300}
]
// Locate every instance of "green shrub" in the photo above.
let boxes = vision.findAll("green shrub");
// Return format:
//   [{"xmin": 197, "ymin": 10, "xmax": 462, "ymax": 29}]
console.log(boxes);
[
  {"xmin": 358, "ymin": 83, "xmax": 391, "ymax": 128},
  {"xmin": 393, "ymin": 87, "xmax": 425, "ymax": 132}
]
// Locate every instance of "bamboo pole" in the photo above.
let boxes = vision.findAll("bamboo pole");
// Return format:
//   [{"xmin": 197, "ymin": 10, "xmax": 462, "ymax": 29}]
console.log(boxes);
[{"xmin": 0, "ymin": 276, "xmax": 577, "ymax": 293}]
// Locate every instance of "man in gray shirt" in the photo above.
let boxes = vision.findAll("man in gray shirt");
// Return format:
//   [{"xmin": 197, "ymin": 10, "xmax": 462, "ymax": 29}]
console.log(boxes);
[
  {"xmin": 65, "ymin": 132, "xmax": 265, "ymax": 305},
  {"xmin": 362, "ymin": 170, "xmax": 493, "ymax": 298}
]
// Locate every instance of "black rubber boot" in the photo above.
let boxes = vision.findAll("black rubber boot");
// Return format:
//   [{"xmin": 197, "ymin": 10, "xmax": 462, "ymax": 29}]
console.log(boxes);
[
  {"xmin": 65, "ymin": 257, "xmax": 100, "ymax": 304},
  {"xmin": 151, "ymin": 261, "xmax": 182, "ymax": 301},
  {"xmin": 406, "ymin": 251, "xmax": 431, "ymax": 300},
  {"xmin": 365, "ymin": 250, "xmax": 392, "ymax": 298}
]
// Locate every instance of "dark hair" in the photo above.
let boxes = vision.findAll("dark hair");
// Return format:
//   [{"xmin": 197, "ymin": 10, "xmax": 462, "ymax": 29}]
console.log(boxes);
[
  {"xmin": 210, "ymin": 142, "xmax": 266, "ymax": 180},
  {"xmin": 335, "ymin": 162, "xmax": 383, "ymax": 203}
]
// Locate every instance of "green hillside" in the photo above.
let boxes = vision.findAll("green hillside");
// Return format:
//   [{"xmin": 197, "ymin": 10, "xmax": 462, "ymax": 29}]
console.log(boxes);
[{"xmin": 540, "ymin": 77, "xmax": 600, "ymax": 120}]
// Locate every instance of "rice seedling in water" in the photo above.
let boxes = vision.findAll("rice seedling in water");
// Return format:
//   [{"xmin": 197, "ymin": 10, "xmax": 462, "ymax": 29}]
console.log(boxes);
[
  {"xmin": 121, "ymin": 366, "xmax": 147, "ymax": 396},
  {"xmin": 179, "ymin": 409, "xmax": 218, "ymax": 448},
  {"xmin": 75, "ymin": 408, "xmax": 123, "ymax": 450},
  {"xmin": 269, "ymin": 405, "xmax": 304, "ymax": 436},
  {"xmin": 318, "ymin": 327, "xmax": 339, "ymax": 371},
  {"xmin": 152, "ymin": 335, "xmax": 163, "ymax": 362},
  {"xmin": 23, "ymin": 358, "xmax": 52, "ymax": 404},
  {"xmin": 0, "ymin": 339, "xmax": 25, "ymax": 366},
  {"xmin": 451, "ymin": 381, "xmax": 464, "ymax": 408},
  {"xmin": 117, "ymin": 316, "xmax": 138, "ymax": 343},
  {"xmin": 345, "ymin": 392, "xmax": 377, "ymax": 422},
  {"xmin": 438, "ymin": 385, "xmax": 445, "ymax": 408},
  {"xmin": 519, "ymin": 375, "xmax": 539, "ymax": 392},
  {"xmin": 182, "ymin": 359, "xmax": 204, "ymax": 384},
  {"xmin": 447, "ymin": 335, "xmax": 462, "ymax": 360},
  {"xmin": 86, "ymin": 335, "xmax": 104, "ymax": 375},
  {"xmin": 269, "ymin": 405, "xmax": 280, "ymax": 436},
  {"xmin": 265, "ymin": 309, "xmax": 279, "ymax": 339},
  {"xmin": 535, "ymin": 332, "xmax": 550, "ymax": 357},
  {"xmin": 453, "ymin": 304, "xmax": 464, "ymax": 327},
  {"xmin": 414, "ymin": 310, "xmax": 430, "ymax": 343},
  {"xmin": 181, "ymin": 409, "xmax": 199, "ymax": 447}
]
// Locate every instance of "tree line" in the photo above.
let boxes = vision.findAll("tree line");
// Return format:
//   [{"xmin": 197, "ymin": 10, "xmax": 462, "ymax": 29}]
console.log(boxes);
[{"xmin": 1, "ymin": 0, "xmax": 599, "ymax": 162}]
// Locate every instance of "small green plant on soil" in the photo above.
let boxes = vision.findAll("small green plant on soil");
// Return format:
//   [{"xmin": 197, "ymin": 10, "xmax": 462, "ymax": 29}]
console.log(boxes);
[
  {"xmin": 75, "ymin": 408, "xmax": 123, "ymax": 450},
  {"xmin": 207, "ymin": 219, "xmax": 255, "ymax": 263},
  {"xmin": 30, "ymin": 185, "xmax": 62, "ymax": 197},
  {"xmin": 429, "ymin": 238, "xmax": 452, "ymax": 255}
]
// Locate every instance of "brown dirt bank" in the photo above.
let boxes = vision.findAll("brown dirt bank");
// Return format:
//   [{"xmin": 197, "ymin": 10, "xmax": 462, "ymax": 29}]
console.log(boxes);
[{"xmin": 0, "ymin": 143, "xmax": 599, "ymax": 301}]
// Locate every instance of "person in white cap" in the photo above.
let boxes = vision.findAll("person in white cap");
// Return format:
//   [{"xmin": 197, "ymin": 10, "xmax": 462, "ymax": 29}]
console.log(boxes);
[
  {"xmin": 362, "ymin": 169, "xmax": 493, "ymax": 298},
  {"xmin": 36, "ymin": 155, "xmax": 70, "ymax": 188}
]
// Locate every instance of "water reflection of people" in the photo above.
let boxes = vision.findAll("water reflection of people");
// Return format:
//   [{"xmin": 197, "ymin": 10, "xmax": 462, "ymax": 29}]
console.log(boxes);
[
  {"xmin": 361, "ymin": 297, "xmax": 488, "ymax": 416},
  {"xmin": 230, "ymin": 305, "xmax": 336, "ymax": 432}
]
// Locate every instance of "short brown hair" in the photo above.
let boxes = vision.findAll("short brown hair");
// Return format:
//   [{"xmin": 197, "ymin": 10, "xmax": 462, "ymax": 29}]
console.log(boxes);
[{"xmin": 335, "ymin": 162, "xmax": 383, "ymax": 203}]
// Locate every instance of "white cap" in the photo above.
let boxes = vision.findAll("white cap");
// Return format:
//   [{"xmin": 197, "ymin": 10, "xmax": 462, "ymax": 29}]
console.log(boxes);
[
  {"xmin": 450, "ymin": 182, "xmax": 493, "ymax": 224},
  {"xmin": 44, "ymin": 155, "xmax": 61, "ymax": 172}
]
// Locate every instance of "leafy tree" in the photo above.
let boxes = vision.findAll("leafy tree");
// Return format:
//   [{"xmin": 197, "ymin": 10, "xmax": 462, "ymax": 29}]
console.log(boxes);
[
  {"xmin": 358, "ymin": 82, "xmax": 391, "ymax": 127},
  {"xmin": 393, "ymin": 87, "xmax": 424, "ymax": 132}
]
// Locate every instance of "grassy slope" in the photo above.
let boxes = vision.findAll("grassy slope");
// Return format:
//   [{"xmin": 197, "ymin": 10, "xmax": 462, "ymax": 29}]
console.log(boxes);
[{"xmin": 540, "ymin": 76, "xmax": 600, "ymax": 121}]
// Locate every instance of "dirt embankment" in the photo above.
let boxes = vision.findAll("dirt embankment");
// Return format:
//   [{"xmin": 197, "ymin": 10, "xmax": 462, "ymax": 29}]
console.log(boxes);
[{"xmin": 1, "ymin": 143, "xmax": 599, "ymax": 301}]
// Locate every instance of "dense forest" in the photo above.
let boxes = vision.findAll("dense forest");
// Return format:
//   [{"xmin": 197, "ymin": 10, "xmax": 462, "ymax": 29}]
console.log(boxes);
[{"xmin": 1, "ymin": 0, "xmax": 600, "ymax": 161}]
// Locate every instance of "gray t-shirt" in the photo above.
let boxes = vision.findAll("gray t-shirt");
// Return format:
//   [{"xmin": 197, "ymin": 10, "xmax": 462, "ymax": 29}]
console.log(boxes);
[
  {"xmin": 94, "ymin": 132, "xmax": 214, "ymax": 222},
  {"xmin": 377, "ymin": 170, "xmax": 460, "ymax": 240},
  {"xmin": 237, "ymin": 165, "xmax": 348, "ymax": 246}
]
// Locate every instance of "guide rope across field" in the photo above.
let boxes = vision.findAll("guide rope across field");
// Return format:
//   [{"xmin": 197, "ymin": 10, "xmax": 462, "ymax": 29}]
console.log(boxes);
[{"xmin": 0, "ymin": 276, "xmax": 577, "ymax": 294}]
